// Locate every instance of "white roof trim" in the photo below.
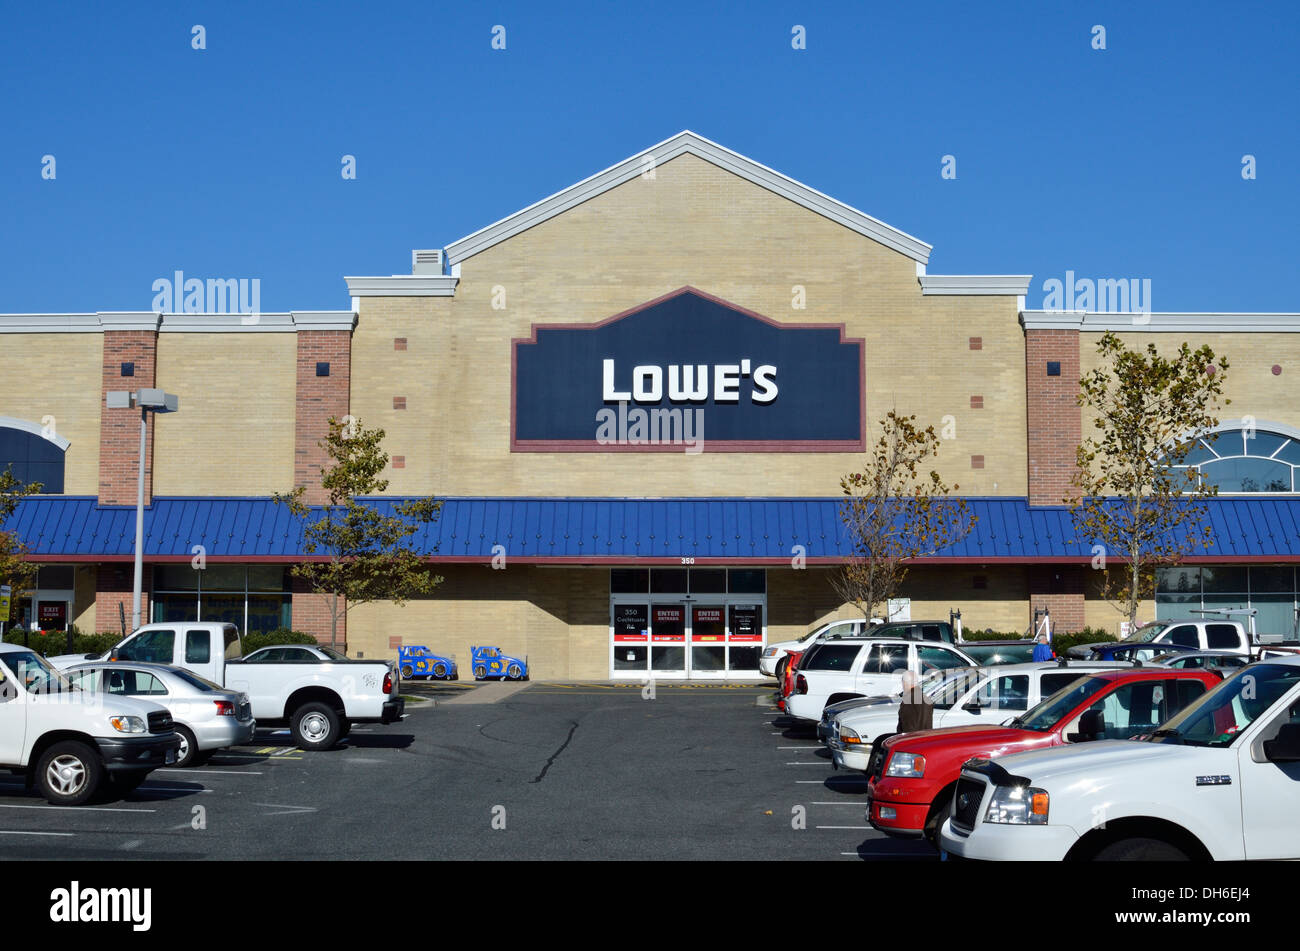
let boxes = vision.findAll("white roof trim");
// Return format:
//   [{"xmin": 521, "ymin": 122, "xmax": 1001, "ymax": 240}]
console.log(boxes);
[
  {"xmin": 159, "ymin": 314, "xmax": 295, "ymax": 333},
  {"xmin": 0, "ymin": 415, "xmax": 70, "ymax": 451},
  {"xmin": 920, "ymin": 275, "xmax": 1032, "ymax": 296},
  {"xmin": 292, "ymin": 311, "xmax": 358, "ymax": 331},
  {"xmin": 343, "ymin": 275, "xmax": 459, "ymax": 297},
  {"xmin": 97, "ymin": 312, "xmax": 162, "ymax": 332},
  {"xmin": 1021, "ymin": 311, "xmax": 1300, "ymax": 332},
  {"xmin": 0, "ymin": 312, "xmax": 357, "ymax": 334},
  {"xmin": 443, "ymin": 130, "xmax": 934, "ymax": 266},
  {"xmin": 0, "ymin": 315, "xmax": 100, "ymax": 333}
]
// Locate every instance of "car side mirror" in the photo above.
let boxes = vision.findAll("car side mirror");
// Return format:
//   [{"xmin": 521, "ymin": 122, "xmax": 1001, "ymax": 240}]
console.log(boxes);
[
  {"xmin": 1263, "ymin": 723, "xmax": 1300, "ymax": 763},
  {"xmin": 962, "ymin": 702, "xmax": 982, "ymax": 714},
  {"xmin": 1075, "ymin": 708, "xmax": 1106, "ymax": 741}
]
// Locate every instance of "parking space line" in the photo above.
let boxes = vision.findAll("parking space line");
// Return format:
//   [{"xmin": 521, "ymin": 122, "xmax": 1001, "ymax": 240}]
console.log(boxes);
[
  {"xmin": 811, "ymin": 801, "xmax": 865, "ymax": 805},
  {"xmin": 155, "ymin": 768, "xmax": 262, "ymax": 776},
  {"xmin": 785, "ymin": 762, "xmax": 828, "ymax": 766},
  {"xmin": 0, "ymin": 803, "xmax": 156, "ymax": 813},
  {"xmin": 816, "ymin": 825, "xmax": 870, "ymax": 830},
  {"xmin": 797, "ymin": 779, "xmax": 866, "ymax": 784},
  {"xmin": 0, "ymin": 830, "xmax": 75, "ymax": 836},
  {"xmin": 777, "ymin": 746, "xmax": 823, "ymax": 750}
]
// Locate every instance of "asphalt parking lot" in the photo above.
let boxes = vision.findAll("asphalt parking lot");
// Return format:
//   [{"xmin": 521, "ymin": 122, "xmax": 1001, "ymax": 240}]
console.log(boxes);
[{"xmin": 2, "ymin": 682, "xmax": 935, "ymax": 860}]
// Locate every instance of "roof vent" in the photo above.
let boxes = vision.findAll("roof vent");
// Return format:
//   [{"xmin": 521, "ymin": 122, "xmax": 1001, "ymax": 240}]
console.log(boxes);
[{"xmin": 411, "ymin": 249, "xmax": 444, "ymax": 275}]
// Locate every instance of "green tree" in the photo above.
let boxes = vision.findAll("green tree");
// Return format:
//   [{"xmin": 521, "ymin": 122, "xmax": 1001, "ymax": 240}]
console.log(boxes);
[
  {"xmin": 1069, "ymin": 332, "xmax": 1230, "ymax": 628},
  {"xmin": 834, "ymin": 411, "xmax": 975, "ymax": 620},
  {"xmin": 0, "ymin": 468, "xmax": 41, "ymax": 629},
  {"xmin": 273, "ymin": 417, "xmax": 443, "ymax": 649}
]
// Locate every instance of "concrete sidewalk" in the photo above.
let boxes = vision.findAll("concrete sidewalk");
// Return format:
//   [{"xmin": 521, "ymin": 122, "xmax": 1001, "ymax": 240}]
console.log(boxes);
[{"xmin": 437, "ymin": 681, "xmax": 534, "ymax": 704}]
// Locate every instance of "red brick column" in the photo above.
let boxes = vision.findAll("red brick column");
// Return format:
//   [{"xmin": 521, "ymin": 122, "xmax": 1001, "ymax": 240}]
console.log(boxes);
[
  {"xmin": 1028, "ymin": 565, "xmax": 1086, "ymax": 635},
  {"xmin": 291, "ymin": 573, "xmax": 342, "ymax": 646},
  {"xmin": 295, "ymin": 330, "xmax": 352, "ymax": 504},
  {"xmin": 99, "ymin": 321, "xmax": 161, "ymax": 505},
  {"xmin": 94, "ymin": 563, "xmax": 148, "ymax": 636},
  {"xmin": 1025, "ymin": 329, "xmax": 1082, "ymax": 506}
]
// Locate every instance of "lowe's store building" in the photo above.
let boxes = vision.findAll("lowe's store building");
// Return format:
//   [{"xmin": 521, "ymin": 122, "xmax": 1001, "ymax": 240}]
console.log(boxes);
[{"xmin": 5, "ymin": 131, "xmax": 1300, "ymax": 679}]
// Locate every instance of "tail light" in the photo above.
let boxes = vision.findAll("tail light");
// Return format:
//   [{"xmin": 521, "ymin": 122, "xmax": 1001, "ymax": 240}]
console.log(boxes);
[
  {"xmin": 383, "ymin": 672, "xmax": 393, "ymax": 694},
  {"xmin": 796, "ymin": 674, "xmax": 808, "ymax": 695},
  {"xmin": 214, "ymin": 700, "xmax": 235, "ymax": 716}
]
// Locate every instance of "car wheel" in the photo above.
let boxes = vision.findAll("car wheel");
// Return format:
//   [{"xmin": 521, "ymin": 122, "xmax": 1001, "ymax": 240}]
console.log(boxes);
[
  {"xmin": 174, "ymin": 726, "xmax": 201, "ymax": 768},
  {"xmin": 36, "ymin": 741, "xmax": 103, "ymax": 807},
  {"xmin": 338, "ymin": 720, "xmax": 352, "ymax": 739},
  {"xmin": 1094, "ymin": 837, "xmax": 1190, "ymax": 861},
  {"xmin": 775, "ymin": 656, "xmax": 788, "ymax": 682},
  {"xmin": 433, "ymin": 662, "xmax": 447, "ymax": 679},
  {"xmin": 473, "ymin": 665, "xmax": 487, "ymax": 679},
  {"xmin": 507, "ymin": 663, "xmax": 523, "ymax": 680},
  {"xmin": 107, "ymin": 770, "xmax": 150, "ymax": 795},
  {"xmin": 400, "ymin": 664, "xmax": 413, "ymax": 678},
  {"xmin": 292, "ymin": 702, "xmax": 341, "ymax": 750}
]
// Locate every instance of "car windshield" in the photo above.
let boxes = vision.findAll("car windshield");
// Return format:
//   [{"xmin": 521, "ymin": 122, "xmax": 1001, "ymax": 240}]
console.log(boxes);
[
  {"xmin": 318, "ymin": 647, "xmax": 348, "ymax": 661},
  {"xmin": 1149, "ymin": 664, "xmax": 1300, "ymax": 748},
  {"xmin": 1122, "ymin": 622, "xmax": 1168, "ymax": 644},
  {"xmin": 0, "ymin": 651, "xmax": 77, "ymax": 695},
  {"xmin": 1014, "ymin": 676, "xmax": 1109, "ymax": 732}
]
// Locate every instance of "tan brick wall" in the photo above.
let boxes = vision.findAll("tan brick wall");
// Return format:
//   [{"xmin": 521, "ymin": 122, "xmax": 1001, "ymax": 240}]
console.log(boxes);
[
  {"xmin": 72, "ymin": 565, "xmax": 97, "ymax": 632},
  {"xmin": 1083, "ymin": 566, "xmax": 1156, "ymax": 637},
  {"xmin": 0, "ymin": 334, "xmax": 102, "ymax": 495},
  {"xmin": 1079, "ymin": 331, "xmax": 1300, "ymax": 442},
  {"xmin": 346, "ymin": 565, "xmax": 607, "ymax": 679},
  {"xmin": 352, "ymin": 154, "xmax": 1027, "ymax": 499},
  {"xmin": 153, "ymin": 334, "xmax": 297, "ymax": 495}
]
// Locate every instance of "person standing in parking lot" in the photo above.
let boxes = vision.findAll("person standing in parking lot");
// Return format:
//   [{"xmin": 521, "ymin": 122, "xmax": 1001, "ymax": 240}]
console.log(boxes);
[
  {"xmin": 896, "ymin": 670, "xmax": 934, "ymax": 733},
  {"xmin": 1033, "ymin": 632, "xmax": 1055, "ymax": 662}
]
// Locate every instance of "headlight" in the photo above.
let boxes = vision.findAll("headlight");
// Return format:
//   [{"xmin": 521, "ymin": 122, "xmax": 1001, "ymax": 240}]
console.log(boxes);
[
  {"xmin": 984, "ymin": 785, "xmax": 1050, "ymax": 825},
  {"xmin": 761, "ymin": 648, "xmax": 777, "ymax": 658},
  {"xmin": 109, "ymin": 715, "xmax": 146, "ymax": 734},
  {"xmin": 884, "ymin": 752, "xmax": 926, "ymax": 777},
  {"xmin": 840, "ymin": 726, "xmax": 868, "ymax": 745}
]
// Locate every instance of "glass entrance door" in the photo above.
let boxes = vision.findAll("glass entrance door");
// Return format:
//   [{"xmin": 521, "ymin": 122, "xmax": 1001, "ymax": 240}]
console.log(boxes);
[
  {"xmin": 690, "ymin": 605, "xmax": 726, "ymax": 675},
  {"xmin": 650, "ymin": 604, "xmax": 687, "ymax": 674}
]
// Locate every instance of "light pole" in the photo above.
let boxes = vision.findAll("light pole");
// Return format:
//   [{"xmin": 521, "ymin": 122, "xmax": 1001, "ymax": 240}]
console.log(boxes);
[{"xmin": 105, "ymin": 388, "xmax": 179, "ymax": 631}]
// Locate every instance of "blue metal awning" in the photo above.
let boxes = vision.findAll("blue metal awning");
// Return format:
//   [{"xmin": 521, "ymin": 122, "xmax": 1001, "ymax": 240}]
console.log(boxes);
[{"xmin": 5, "ymin": 495, "xmax": 1300, "ymax": 563}]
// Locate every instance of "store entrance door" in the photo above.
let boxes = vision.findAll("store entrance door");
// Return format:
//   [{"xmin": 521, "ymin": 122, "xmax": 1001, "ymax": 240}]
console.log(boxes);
[{"xmin": 650, "ymin": 604, "xmax": 687, "ymax": 675}]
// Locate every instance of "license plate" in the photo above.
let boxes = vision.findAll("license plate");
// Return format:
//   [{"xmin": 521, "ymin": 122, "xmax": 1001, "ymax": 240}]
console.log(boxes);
[{"xmin": 165, "ymin": 749, "xmax": 176, "ymax": 764}]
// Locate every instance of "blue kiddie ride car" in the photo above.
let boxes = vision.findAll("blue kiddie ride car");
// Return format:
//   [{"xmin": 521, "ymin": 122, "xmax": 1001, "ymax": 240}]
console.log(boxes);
[
  {"xmin": 470, "ymin": 646, "xmax": 528, "ymax": 681},
  {"xmin": 397, "ymin": 645, "xmax": 458, "ymax": 680}
]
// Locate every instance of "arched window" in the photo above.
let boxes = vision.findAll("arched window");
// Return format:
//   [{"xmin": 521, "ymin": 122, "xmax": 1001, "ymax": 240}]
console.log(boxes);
[
  {"xmin": 0, "ymin": 417, "xmax": 67, "ymax": 494},
  {"xmin": 1174, "ymin": 420, "xmax": 1300, "ymax": 494}
]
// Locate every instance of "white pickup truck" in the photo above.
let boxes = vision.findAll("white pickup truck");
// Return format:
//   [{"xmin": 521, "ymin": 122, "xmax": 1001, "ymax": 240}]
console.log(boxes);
[
  {"xmin": 0, "ymin": 643, "xmax": 180, "ymax": 805},
  {"xmin": 939, "ymin": 655, "xmax": 1300, "ymax": 860},
  {"xmin": 50, "ymin": 623, "xmax": 403, "ymax": 750}
]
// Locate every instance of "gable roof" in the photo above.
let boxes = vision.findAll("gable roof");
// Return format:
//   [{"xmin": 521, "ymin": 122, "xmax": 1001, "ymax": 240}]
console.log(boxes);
[{"xmin": 443, "ymin": 130, "xmax": 934, "ymax": 266}]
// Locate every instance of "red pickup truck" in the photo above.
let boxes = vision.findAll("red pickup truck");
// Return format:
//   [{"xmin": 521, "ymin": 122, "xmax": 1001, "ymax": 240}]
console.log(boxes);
[{"xmin": 865, "ymin": 666, "xmax": 1221, "ymax": 845}]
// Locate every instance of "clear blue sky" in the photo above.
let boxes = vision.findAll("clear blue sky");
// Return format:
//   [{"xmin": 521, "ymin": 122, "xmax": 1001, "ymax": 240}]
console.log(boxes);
[{"xmin": 3, "ymin": 0, "xmax": 1296, "ymax": 314}]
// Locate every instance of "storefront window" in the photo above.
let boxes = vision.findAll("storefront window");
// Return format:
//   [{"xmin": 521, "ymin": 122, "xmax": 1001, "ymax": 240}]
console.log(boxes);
[
  {"xmin": 1173, "ymin": 425, "xmax": 1300, "ymax": 493},
  {"xmin": 152, "ymin": 566, "xmax": 293, "ymax": 637},
  {"xmin": 1156, "ymin": 565, "xmax": 1299, "ymax": 638}
]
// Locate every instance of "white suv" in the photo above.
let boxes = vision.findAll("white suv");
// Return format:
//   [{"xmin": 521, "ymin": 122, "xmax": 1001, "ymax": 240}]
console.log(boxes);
[
  {"xmin": 760, "ymin": 619, "xmax": 870, "ymax": 679},
  {"xmin": 784, "ymin": 637, "xmax": 977, "ymax": 723}
]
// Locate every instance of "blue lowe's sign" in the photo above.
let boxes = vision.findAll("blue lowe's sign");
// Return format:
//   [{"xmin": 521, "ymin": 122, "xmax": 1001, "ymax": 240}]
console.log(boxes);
[{"xmin": 510, "ymin": 287, "xmax": 864, "ymax": 452}]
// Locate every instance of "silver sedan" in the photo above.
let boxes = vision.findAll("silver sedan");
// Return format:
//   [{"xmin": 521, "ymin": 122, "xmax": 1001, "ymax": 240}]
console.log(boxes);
[{"xmin": 65, "ymin": 661, "xmax": 255, "ymax": 767}]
